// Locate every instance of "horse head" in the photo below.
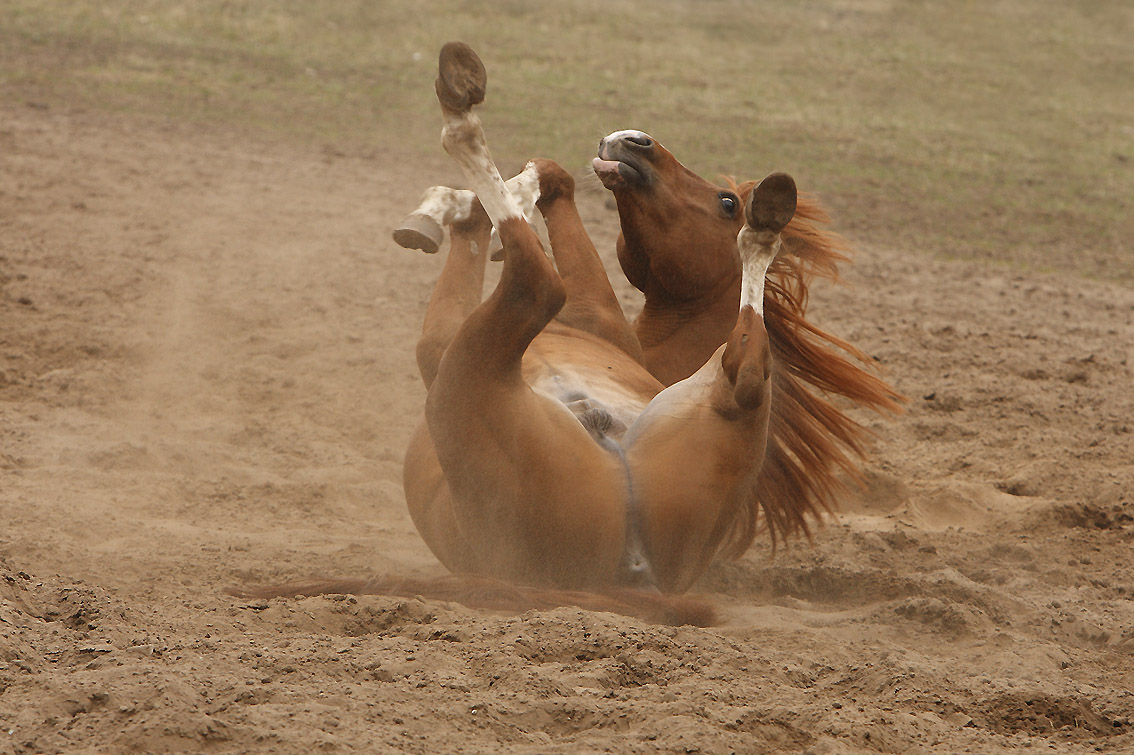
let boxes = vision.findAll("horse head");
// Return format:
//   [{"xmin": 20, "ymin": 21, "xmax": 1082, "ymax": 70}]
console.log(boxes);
[{"xmin": 594, "ymin": 131, "xmax": 744, "ymax": 304}]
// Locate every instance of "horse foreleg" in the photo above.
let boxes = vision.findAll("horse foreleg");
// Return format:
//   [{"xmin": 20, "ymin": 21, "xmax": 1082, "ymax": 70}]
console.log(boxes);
[{"xmin": 527, "ymin": 158, "xmax": 645, "ymax": 361}]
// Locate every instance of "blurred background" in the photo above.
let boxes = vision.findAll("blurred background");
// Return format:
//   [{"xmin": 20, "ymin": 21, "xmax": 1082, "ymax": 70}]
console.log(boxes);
[{"xmin": 3, "ymin": 0, "xmax": 1130, "ymax": 279}]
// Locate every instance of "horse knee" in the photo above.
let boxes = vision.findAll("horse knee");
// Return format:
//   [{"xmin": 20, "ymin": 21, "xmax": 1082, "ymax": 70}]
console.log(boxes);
[{"xmin": 731, "ymin": 354, "xmax": 772, "ymax": 411}]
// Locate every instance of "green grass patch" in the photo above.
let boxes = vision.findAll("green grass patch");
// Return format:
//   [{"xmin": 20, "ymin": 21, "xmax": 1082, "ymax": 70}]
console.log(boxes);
[{"xmin": 2, "ymin": 0, "xmax": 1131, "ymax": 279}]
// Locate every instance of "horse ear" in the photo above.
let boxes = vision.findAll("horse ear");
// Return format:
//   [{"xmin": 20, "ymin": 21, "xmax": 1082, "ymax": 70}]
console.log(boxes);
[{"xmin": 745, "ymin": 172, "xmax": 797, "ymax": 233}]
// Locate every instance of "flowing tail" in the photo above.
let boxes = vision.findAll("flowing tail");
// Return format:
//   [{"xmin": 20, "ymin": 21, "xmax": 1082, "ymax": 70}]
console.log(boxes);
[{"xmin": 231, "ymin": 574, "xmax": 717, "ymax": 626}]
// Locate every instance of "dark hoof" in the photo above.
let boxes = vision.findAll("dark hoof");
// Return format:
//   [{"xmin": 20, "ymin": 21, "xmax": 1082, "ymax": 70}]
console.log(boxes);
[
  {"xmin": 436, "ymin": 42, "xmax": 486, "ymax": 113},
  {"xmin": 745, "ymin": 172, "xmax": 797, "ymax": 233},
  {"xmin": 489, "ymin": 242, "xmax": 504, "ymax": 262},
  {"xmin": 392, "ymin": 214, "xmax": 444, "ymax": 254}
]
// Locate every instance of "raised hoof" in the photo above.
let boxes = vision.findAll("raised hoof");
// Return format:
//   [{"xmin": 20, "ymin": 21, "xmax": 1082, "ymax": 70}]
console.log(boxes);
[
  {"xmin": 392, "ymin": 214, "xmax": 444, "ymax": 254},
  {"xmin": 435, "ymin": 42, "xmax": 487, "ymax": 114},
  {"xmin": 745, "ymin": 172, "xmax": 797, "ymax": 234},
  {"xmin": 490, "ymin": 244, "xmax": 504, "ymax": 262}
]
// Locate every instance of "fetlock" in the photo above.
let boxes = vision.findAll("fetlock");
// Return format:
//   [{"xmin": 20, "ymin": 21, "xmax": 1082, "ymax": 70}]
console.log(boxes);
[{"xmin": 452, "ymin": 199, "xmax": 492, "ymax": 238}]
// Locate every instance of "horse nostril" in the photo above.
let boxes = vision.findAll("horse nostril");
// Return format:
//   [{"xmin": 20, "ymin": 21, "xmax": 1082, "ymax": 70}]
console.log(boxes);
[{"xmin": 624, "ymin": 133, "xmax": 653, "ymax": 148}]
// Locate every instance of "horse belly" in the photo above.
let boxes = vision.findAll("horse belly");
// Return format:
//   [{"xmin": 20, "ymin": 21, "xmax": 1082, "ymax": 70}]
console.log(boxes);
[{"xmin": 522, "ymin": 332, "xmax": 658, "ymax": 440}]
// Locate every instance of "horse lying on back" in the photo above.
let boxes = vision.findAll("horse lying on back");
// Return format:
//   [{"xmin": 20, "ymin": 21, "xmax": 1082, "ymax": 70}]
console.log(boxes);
[
  {"xmin": 402, "ymin": 40, "xmax": 809, "ymax": 594},
  {"xmin": 595, "ymin": 130, "xmax": 904, "ymax": 554},
  {"xmin": 238, "ymin": 43, "xmax": 899, "ymax": 625}
]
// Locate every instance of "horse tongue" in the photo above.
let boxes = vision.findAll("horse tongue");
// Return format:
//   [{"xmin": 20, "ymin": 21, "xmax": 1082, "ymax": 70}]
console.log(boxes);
[{"xmin": 592, "ymin": 157, "xmax": 624, "ymax": 189}]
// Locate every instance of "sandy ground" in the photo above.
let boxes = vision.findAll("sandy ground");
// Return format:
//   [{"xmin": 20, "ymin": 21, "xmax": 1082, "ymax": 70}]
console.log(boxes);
[{"xmin": 2, "ymin": 103, "xmax": 1134, "ymax": 754}]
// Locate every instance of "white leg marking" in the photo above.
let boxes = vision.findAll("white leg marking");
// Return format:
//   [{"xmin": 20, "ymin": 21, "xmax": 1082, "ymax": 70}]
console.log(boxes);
[
  {"xmin": 736, "ymin": 227, "xmax": 781, "ymax": 316},
  {"xmin": 487, "ymin": 161, "xmax": 542, "ymax": 255},
  {"xmin": 508, "ymin": 161, "xmax": 542, "ymax": 221},
  {"xmin": 411, "ymin": 185, "xmax": 475, "ymax": 227},
  {"xmin": 441, "ymin": 111, "xmax": 522, "ymax": 228},
  {"xmin": 404, "ymin": 163, "xmax": 542, "ymax": 255}
]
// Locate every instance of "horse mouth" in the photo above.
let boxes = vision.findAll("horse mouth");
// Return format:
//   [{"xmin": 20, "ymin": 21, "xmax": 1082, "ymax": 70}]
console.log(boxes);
[
  {"xmin": 592, "ymin": 157, "xmax": 648, "ymax": 190},
  {"xmin": 592, "ymin": 158, "xmax": 633, "ymax": 189},
  {"xmin": 593, "ymin": 144, "xmax": 649, "ymax": 190}
]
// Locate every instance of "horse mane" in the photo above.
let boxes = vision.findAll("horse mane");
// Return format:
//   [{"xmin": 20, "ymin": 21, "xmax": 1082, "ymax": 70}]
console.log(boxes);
[{"xmin": 719, "ymin": 180, "xmax": 905, "ymax": 556}]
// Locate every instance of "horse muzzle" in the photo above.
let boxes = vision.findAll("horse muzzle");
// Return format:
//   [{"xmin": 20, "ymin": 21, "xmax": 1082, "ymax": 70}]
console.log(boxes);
[{"xmin": 594, "ymin": 130, "xmax": 656, "ymax": 189}]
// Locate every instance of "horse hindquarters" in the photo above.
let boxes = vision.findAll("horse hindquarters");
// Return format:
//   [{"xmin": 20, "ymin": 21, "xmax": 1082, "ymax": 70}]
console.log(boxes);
[
  {"xmin": 624, "ymin": 319, "xmax": 772, "ymax": 593},
  {"xmin": 421, "ymin": 217, "xmax": 629, "ymax": 587},
  {"xmin": 622, "ymin": 174, "xmax": 793, "ymax": 592},
  {"xmin": 402, "ymin": 420, "xmax": 481, "ymax": 575}
]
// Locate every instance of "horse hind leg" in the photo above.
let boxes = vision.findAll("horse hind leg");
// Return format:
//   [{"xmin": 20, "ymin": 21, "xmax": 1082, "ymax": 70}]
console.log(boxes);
[
  {"xmin": 393, "ymin": 185, "xmax": 476, "ymax": 254},
  {"xmin": 415, "ymin": 44, "xmax": 641, "ymax": 366},
  {"xmin": 394, "ymin": 164, "xmax": 548, "ymax": 388},
  {"xmin": 432, "ymin": 43, "xmax": 566, "ymax": 367},
  {"xmin": 723, "ymin": 172, "xmax": 797, "ymax": 409},
  {"xmin": 394, "ymin": 166, "xmax": 542, "ymax": 258},
  {"xmin": 417, "ymin": 210, "xmax": 493, "ymax": 389},
  {"xmin": 486, "ymin": 162, "xmax": 540, "ymax": 261},
  {"xmin": 625, "ymin": 173, "xmax": 797, "ymax": 591},
  {"xmin": 438, "ymin": 155, "xmax": 640, "ymax": 361},
  {"xmin": 424, "ymin": 43, "xmax": 627, "ymax": 585},
  {"xmin": 437, "ymin": 45, "xmax": 526, "ymax": 231}
]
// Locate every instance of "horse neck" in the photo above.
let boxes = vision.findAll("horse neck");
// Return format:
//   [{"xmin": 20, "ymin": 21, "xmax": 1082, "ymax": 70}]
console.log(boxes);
[{"xmin": 635, "ymin": 281, "xmax": 741, "ymax": 386}]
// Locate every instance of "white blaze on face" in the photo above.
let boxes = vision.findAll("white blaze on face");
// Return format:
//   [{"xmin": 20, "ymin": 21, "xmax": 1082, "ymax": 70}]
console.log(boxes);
[
  {"xmin": 602, "ymin": 129, "xmax": 650, "ymax": 145},
  {"xmin": 736, "ymin": 227, "xmax": 781, "ymax": 316}
]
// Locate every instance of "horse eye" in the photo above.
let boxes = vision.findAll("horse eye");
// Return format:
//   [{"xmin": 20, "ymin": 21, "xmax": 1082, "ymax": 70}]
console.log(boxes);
[{"xmin": 719, "ymin": 193, "xmax": 738, "ymax": 217}]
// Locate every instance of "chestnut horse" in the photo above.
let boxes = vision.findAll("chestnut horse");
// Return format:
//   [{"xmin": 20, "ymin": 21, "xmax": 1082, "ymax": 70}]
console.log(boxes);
[
  {"xmin": 239, "ymin": 44, "xmax": 897, "ymax": 625},
  {"xmin": 399, "ymin": 42, "xmax": 801, "ymax": 595},
  {"xmin": 595, "ymin": 132, "xmax": 903, "ymax": 553}
]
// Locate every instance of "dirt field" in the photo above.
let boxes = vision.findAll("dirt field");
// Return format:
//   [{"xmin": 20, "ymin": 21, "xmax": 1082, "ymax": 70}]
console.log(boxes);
[{"xmin": 2, "ymin": 83, "xmax": 1134, "ymax": 754}]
